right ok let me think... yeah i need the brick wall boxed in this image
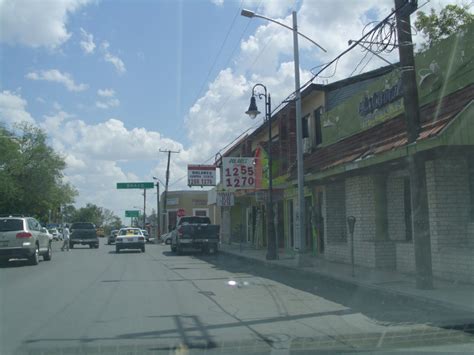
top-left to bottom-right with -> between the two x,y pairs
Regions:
426,157 -> 470,251
426,156 -> 473,283
325,181 -> 346,243
431,247 -> 474,283
387,172 -> 407,241
396,242 -> 415,273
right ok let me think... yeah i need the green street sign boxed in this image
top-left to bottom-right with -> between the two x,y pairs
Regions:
117,182 -> 154,189
125,210 -> 140,217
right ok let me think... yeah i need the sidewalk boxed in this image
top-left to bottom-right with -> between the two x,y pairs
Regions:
219,242 -> 474,314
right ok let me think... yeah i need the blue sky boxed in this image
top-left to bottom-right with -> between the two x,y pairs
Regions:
0,0 -> 461,218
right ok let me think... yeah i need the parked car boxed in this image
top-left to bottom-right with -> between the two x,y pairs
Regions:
160,232 -> 172,245
70,222 -> 99,249
0,216 -> 52,265
115,228 -> 145,253
107,229 -> 119,244
170,216 -> 219,255
48,228 -> 61,241
141,229 -> 154,243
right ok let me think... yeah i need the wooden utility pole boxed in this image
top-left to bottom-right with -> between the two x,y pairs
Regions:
160,149 -> 180,233
395,0 -> 433,289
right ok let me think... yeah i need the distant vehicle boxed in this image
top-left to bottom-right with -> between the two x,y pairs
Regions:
160,232 -> 172,245
170,216 -> 219,255
141,229 -> 153,243
44,229 -> 54,242
96,227 -> 105,238
70,222 -> 99,249
107,229 -> 119,244
48,228 -> 61,241
115,228 -> 145,253
0,216 -> 52,265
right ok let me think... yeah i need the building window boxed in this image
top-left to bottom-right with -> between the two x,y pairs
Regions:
302,114 -> 309,138
404,177 -> 413,241
193,208 -> 209,217
314,107 -> 323,146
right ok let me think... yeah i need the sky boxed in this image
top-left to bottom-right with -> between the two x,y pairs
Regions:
0,0 -> 466,219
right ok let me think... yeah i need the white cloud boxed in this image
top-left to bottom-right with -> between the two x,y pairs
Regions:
96,98 -> 120,109
0,0 -> 91,48
96,89 -> 119,109
97,88 -> 115,97
210,0 -> 224,6
79,28 -> 96,54
26,69 -> 89,92
0,90 -> 35,125
101,41 -> 126,74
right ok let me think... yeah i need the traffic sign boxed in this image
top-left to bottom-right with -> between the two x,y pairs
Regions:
125,210 -> 140,217
117,182 -> 154,189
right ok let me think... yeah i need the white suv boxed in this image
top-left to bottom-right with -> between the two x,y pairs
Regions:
0,216 -> 52,265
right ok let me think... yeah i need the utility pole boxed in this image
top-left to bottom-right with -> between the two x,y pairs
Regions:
143,188 -> 146,229
160,149 -> 180,233
395,0 -> 433,289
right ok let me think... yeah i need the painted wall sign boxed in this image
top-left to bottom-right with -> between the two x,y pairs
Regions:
358,79 -> 403,116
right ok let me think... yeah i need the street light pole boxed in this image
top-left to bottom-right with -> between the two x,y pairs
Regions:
241,9 -> 326,264
245,83 -> 277,260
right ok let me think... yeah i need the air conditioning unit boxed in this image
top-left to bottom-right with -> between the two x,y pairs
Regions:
303,137 -> 312,154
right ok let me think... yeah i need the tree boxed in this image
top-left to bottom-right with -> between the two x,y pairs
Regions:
415,4 -> 474,50
0,124 -> 77,221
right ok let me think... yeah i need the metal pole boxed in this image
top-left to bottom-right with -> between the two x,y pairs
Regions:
156,182 -> 160,243
143,188 -> 146,229
266,93 -> 277,260
293,11 -> 306,260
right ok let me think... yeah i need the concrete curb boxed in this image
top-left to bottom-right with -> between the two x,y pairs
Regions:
220,248 -> 474,315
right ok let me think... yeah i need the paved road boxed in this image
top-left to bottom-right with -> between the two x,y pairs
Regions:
1,240 -> 473,354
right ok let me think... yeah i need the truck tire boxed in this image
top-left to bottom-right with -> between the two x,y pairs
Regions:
208,244 -> 218,255
171,245 -> 176,253
141,246 -> 145,253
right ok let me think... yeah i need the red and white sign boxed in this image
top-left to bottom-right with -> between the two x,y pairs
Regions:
187,165 -> 216,187
177,208 -> 186,217
222,157 -> 256,190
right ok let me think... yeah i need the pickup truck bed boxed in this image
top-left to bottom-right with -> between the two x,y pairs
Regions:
170,216 -> 219,255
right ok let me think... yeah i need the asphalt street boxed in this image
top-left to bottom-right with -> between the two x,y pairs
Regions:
1,239 -> 473,354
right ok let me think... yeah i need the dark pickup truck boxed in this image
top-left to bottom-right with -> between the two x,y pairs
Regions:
170,216 -> 219,255
70,222 -> 99,249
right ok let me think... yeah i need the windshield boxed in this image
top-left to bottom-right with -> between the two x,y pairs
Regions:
180,217 -> 211,225
70,223 -> 95,229
119,229 -> 140,236
1,0 -> 473,354
0,219 -> 24,232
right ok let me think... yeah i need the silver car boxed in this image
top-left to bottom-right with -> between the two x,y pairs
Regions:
0,216 -> 52,265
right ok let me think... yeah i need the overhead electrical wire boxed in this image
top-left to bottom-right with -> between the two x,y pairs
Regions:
169,1 -> 411,188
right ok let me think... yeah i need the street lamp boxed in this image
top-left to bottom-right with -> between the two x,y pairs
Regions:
241,9 -> 326,262
245,83 -> 277,260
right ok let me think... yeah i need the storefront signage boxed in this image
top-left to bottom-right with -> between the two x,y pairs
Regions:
358,79 -> 403,117
167,197 -> 179,206
187,165 -> 216,187
217,192 -> 234,207
222,157 -> 256,190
